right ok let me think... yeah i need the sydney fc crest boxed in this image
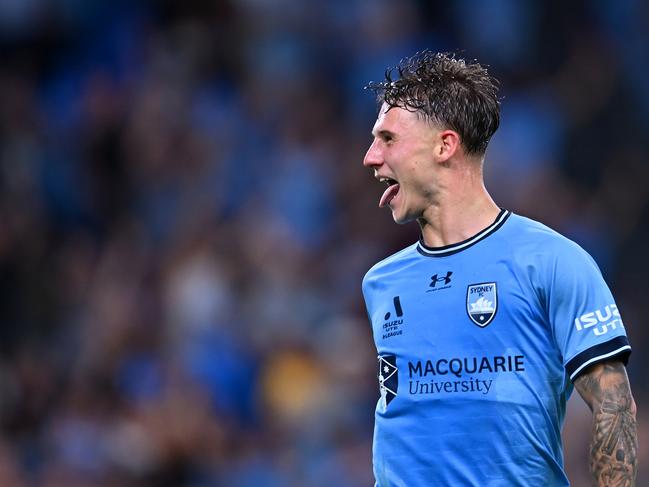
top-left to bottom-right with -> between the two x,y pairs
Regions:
466,282 -> 497,327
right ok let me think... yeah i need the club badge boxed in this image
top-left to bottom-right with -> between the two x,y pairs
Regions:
466,282 -> 497,327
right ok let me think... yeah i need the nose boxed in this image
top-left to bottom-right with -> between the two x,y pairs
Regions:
363,138 -> 383,168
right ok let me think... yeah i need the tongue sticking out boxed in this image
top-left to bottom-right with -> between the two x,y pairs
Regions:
379,183 -> 400,208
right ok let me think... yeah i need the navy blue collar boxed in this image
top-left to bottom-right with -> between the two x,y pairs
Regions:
417,209 -> 511,257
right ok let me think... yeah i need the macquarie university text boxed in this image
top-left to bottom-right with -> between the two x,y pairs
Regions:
408,354 -> 525,396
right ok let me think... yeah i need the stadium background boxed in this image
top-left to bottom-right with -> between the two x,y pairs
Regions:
0,0 -> 647,485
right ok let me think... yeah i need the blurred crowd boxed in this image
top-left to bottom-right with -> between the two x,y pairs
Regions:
0,0 -> 648,485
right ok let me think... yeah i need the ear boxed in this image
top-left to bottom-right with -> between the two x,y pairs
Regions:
436,130 -> 461,162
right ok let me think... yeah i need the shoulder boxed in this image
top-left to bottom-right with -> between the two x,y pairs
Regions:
362,242 -> 419,292
498,214 -> 607,310
503,213 -> 597,269
504,213 -> 578,250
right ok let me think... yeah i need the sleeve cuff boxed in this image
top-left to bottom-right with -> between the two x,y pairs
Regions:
566,335 -> 632,382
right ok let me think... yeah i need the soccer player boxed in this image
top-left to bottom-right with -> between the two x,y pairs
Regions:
361,51 -> 637,486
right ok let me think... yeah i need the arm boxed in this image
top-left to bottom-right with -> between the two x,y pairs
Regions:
574,360 -> 637,486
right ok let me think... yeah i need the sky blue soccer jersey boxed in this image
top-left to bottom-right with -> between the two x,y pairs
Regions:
362,209 -> 631,487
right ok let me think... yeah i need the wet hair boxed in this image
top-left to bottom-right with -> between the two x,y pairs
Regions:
366,50 -> 501,155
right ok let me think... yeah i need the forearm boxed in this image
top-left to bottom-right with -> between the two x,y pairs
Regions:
589,393 -> 637,486
575,361 -> 637,486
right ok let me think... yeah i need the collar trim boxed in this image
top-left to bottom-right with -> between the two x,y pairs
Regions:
416,209 -> 511,258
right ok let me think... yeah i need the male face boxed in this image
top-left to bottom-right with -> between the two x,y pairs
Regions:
363,103 -> 441,224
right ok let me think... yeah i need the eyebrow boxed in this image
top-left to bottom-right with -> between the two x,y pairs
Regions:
372,129 -> 396,139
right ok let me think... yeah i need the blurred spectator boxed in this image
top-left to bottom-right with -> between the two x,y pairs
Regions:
0,1 -> 647,485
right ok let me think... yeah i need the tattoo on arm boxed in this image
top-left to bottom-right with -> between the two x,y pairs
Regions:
574,360 -> 637,486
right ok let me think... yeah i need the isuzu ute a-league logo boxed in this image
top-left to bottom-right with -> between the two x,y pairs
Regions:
382,296 -> 404,340
378,354 -> 398,411
466,282 -> 497,327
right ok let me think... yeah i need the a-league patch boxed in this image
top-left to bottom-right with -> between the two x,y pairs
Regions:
466,282 -> 497,327
378,354 -> 398,411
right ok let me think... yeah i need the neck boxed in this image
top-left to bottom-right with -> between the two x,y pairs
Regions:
417,168 -> 500,248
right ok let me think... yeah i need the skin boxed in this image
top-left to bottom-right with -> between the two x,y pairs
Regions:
364,103 -> 638,484
363,103 -> 500,248
575,360 -> 637,486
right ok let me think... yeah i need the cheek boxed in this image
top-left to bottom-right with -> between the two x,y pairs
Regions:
405,162 -> 428,185
403,165 -> 436,201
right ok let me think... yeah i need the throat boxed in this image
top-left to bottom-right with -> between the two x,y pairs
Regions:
419,205 -> 502,247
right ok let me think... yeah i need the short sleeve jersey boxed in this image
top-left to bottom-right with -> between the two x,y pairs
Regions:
361,210 -> 631,487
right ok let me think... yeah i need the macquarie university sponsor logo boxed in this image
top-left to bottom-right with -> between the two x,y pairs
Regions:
378,354 -> 398,411
574,304 -> 623,337
466,282 -> 497,327
381,296 -> 404,340
427,271 -> 453,293
407,354 -> 525,397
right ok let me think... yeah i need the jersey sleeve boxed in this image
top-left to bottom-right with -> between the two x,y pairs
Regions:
542,240 -> 631,382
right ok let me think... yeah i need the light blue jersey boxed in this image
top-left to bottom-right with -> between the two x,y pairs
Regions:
362,210 -> 631,487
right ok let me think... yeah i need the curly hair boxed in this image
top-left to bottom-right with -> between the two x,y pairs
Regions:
366,51 -> 501,155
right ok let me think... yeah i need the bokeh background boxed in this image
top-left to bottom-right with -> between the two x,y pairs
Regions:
0,0 -> 648,485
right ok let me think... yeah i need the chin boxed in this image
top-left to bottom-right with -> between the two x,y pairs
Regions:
390,209 -> 414,225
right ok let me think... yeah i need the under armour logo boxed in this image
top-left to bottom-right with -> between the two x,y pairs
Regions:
430,271 -> 453,288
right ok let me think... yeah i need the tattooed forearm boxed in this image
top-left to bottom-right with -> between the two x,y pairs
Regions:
574,361 -> 637,486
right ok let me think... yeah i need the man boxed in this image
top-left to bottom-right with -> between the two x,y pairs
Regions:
361,51 -> 637,486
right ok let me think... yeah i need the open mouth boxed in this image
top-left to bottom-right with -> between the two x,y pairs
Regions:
378,177 -> 400,208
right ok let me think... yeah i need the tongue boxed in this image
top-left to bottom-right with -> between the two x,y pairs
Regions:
379,184 -> 400,208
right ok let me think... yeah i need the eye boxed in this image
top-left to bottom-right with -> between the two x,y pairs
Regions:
382,133 -> 394,144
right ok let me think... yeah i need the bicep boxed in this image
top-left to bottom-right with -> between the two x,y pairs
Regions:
573,360 -> 635,413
